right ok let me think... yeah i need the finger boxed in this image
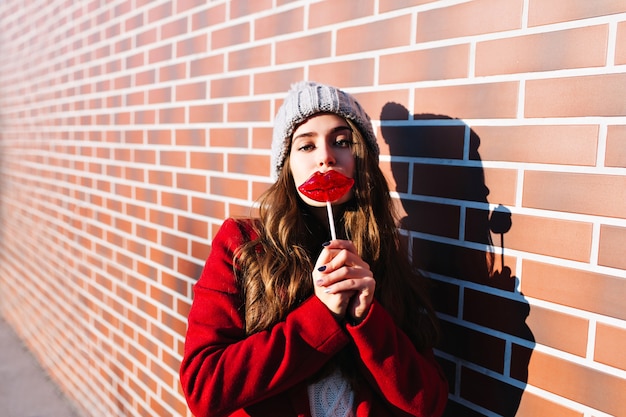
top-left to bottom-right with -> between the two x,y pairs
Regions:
323,271 -> 374,294
322,239 -> 357,254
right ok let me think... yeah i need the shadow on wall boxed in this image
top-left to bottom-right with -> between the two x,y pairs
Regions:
380,103 -> 535,417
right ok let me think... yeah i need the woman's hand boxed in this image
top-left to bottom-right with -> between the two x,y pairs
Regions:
312,240 -> 376,323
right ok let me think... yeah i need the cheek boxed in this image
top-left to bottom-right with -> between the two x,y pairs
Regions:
342,154 -> 356,177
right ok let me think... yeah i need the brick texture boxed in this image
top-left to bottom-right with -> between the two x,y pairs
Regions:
1,1 -> 625,417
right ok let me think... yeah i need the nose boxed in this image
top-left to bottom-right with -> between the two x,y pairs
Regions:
318,143 -> 336,168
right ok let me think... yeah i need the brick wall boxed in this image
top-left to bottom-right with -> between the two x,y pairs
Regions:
0,1 -> 625,416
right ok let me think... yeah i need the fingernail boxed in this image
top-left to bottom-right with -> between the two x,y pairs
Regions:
317,265 -> 327,272
316,279 -> 323,286
322,241 -> 331,247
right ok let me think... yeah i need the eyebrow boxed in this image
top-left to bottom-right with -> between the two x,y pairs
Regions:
292,125 -> 352,141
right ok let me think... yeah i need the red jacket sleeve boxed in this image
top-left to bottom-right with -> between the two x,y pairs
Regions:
180,219 -> 351,417
348,301 -> 448,417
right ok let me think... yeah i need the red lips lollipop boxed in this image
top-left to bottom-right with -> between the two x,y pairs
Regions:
298,170 -> 354,239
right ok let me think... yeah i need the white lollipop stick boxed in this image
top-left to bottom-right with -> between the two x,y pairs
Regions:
326,201 -> 337,240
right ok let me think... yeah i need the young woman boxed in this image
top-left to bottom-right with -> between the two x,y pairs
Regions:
180,82 -> 448,417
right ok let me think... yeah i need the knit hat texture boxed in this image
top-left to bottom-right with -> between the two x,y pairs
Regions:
271,81 -> 379,180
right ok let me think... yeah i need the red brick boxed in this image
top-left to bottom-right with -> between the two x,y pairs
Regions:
439,319 -> 506,373
190,151 -> 223,171
309,59 -> 375,88
522,260 -> 626,321
525,73 -> 626,117
523,349 -> 626,416
178,215 -> 208,239
159,62 -> 187,82
476,25 -> 608,76
228,154 -> 270,176
352,90 -> 408,125
192,239 -> 212,261
135,69 -> 155,86
148,244 -> 174,269
598,225 -> 626,270
136,28 -> 157,47
175,81 -> 206,101
148,170 -> 173,187
126,91 -> 144,106
176,172 -> 206,193
482,168 -> 518,206
309,0 -> 375,28
160,150 -> 186,168
175,129 -> 205,146
211,22 -> 250,49
252,181 -> 271,201
473,125 -> 599,166
416,0 -> 523,42
230,0 -> 273,19
463,288 -> 534,341
190,54 -> 224,77
175,0 -> 206,13
148,130 -> 171,145
255,7 -> 303,40
210,177 -> 248,199
150,209 -> 175,228
523,171 -> 626,219
176,34 -> 207,58
189,103 -> 223,123
378,0 -> 434,12
161,191 -> 188,211
227,101 -> 270,122
209,127 -> 248,148
191,197 -> 226,220
528,0 -> 626,26
135,186 -> 157,204
125,12 -> 143,32
380,45 -> 469,84
501,212 -> 592,262
253,68 -> 305,95
515,378 -> 583,417
400,199 -> 460,239
460,366 -> 524,416
276,32 -> 332,65
127,203 -> 147,220
161,17 -> 187,39
134,110 -> 156,125
229,203 -> 259,219
161,231 -> 187,254
160,107 -> 185,124
415,82 -> 519,119
594,322 -> 626,371
191,4 -> 226,30
210,75 -> 250,98
147,3 -> 172,23
605,125 -> 626,168
413,164 -> 489,201
228,44 -> 271,71
137,224 -> 158,243
617,21 -> 626,65
337,15 -> 411,55
526,304 -> 588,357
148,86 -> 172,104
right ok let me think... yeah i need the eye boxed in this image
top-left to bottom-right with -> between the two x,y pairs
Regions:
334,136 -> 354,148
297,143 -> 315,152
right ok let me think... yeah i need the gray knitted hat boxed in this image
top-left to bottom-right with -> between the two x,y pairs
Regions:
271,81 -> 379,180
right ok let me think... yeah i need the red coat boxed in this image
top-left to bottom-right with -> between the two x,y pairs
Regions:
180,218 -> 448,417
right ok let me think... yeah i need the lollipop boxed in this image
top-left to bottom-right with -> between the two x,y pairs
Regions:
298,170 -> 355,240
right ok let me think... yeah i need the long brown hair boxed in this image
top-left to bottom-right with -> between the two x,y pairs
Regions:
235,118 -> 439,350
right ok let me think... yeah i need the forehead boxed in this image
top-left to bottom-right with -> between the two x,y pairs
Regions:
292,113 -> 349,137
